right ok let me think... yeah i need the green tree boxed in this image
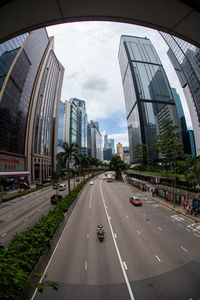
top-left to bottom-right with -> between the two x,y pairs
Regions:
77,154 -> 90,180
56,142 -> 78,195
191,155 -> 200,186
109,156 -> 127,179
133,143 -> 150,168
155,119 -> 183,172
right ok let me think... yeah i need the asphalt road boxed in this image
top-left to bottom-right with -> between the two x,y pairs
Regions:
30,174 -> 200,300
0,178 -> 83,246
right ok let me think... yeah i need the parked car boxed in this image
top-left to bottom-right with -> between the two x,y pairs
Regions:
59,183 -> 66,191
18,189 -> 25,193
130,196 -> 142,206
89,181 -> 94,185
51,194 -> 63,204
42,178 -> 51,184
53,183 -> 59,189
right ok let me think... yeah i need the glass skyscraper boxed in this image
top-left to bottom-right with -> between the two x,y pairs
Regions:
172,88 -> 195,157
57,101 -> 65,154
160,32 -> 200,155
0,29 -> 64,183
118,35 -> 180,163
63,98 -> 88,155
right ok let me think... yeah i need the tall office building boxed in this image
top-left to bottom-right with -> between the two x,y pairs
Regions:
107,138 -> 115,154
87,120 -> 103,160
0,29 -> 64,183
70,98 -> 88,154
160,32 -> 200,155
63,98 -> 87,155
172,88 -> 195,157
57,101 -> 65,154
104,134 -> 108,150
123,146 -> 130,163
117,142 -> 123,160
118,35 -> 181,163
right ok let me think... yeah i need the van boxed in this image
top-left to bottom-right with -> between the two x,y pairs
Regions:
59,183 -> 66,191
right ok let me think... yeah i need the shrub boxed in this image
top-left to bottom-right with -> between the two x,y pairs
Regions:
0,173 -> 101,300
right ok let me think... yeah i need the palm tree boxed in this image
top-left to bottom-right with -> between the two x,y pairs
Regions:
78,154 -> 90,180
57,142 -> 78,195
109,156 -> 127,179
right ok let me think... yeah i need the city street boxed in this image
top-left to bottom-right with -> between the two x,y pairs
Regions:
0,178 -> 83,246
30,174 -> 200,300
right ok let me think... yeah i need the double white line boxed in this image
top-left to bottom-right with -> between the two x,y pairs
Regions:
100,180 -> 135,300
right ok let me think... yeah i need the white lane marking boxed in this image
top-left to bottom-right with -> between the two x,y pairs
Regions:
171,215 -> 184,222
1,232 -> 7,237
100,180 -> 135,300
152,204 -> 160,207
24,218 -> 28,222
126,215 -> 129,218
30,192 -> 83,300
186,228 -> 190,232
114,233 -> 117,239
123,261 -> 128,270
108,216 -> 111,220
137,230 -> 141,236
194,233 -> 200,238
181,246 -> 188,252
155,255 -> 161,262
89,186 -> 93,209
87,233 -> 89,239
158,227 -> 162,231
85,261 -> 88,270
171,219 -> 175,222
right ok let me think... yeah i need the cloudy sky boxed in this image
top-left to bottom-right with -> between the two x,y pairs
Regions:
46,21 -> 192,150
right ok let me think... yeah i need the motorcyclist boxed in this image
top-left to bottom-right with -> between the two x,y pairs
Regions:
97,224 -> 104,235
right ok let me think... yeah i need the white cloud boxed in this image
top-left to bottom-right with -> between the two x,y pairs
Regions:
109,132 -> 129,150
47,21 -> 193,147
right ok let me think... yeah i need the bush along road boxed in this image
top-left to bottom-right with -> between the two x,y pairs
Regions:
0,173 -> 100,300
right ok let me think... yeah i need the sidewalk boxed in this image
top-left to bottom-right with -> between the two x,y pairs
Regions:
142,190 -> 200,223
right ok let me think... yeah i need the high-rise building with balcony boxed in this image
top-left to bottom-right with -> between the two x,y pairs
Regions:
0,29 -> 64,183
118,35 -> 181,163
160,32 -> 200,155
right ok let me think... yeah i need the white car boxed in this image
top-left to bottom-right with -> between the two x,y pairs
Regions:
89,181 -> 94,185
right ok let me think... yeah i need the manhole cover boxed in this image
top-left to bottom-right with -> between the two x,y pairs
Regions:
146,218 -> 150,221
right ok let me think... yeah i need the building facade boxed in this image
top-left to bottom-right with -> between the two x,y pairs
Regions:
107,138 -> 115,155
172,88 -> 196,157
57,101 -> 65,154
87,120 -> 102,160
160,32 -> 200,155
117,142 -> 123,160
123,146 -> 130,163
63,98 -> 87,155
118,35 -> 181,163
0,29 -> 64,184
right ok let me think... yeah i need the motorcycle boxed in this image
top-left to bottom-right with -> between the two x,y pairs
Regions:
97,225 -> 104,242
